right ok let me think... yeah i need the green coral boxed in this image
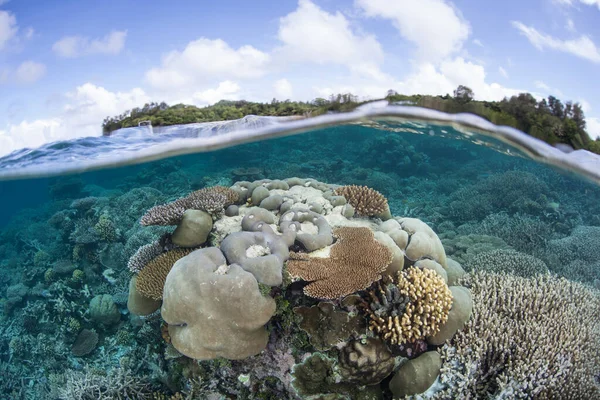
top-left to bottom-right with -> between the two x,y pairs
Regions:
44,268 -> 55,283
67,317 -> 81,333
71,269 -> 85,284
94,215 -> 117,242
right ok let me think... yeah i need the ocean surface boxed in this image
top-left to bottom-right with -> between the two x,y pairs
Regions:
0,105 -> 599,399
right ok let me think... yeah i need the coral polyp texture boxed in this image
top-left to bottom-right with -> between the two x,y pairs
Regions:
135,248 -> 195,300
364,267 -> 453,345
140,185 -> 239,226
436,271 -> 600,399
334,184 -> 390,217
287,226 -> 393,299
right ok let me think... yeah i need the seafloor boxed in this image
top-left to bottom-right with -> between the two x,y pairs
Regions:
0,124 -> 599,399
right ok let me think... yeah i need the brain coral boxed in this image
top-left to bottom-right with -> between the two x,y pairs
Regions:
140,186 -> 238,226
287,226 -> 392,299
334,185 -> 390,218
136,248 -> 195,301
161,247 -> 276,360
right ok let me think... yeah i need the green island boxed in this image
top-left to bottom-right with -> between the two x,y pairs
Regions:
102,85 -> 600,154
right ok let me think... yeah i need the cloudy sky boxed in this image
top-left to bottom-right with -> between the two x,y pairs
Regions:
0,0 -> 599,156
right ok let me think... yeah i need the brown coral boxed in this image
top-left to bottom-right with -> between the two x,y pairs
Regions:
287,227 -> 392,299
334,185 -> 389,217
140,186 -> 238,226
364,267 -> 452,345
136,248 -> 195,300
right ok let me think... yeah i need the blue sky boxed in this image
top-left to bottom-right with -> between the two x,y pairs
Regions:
1,0 -> 599,155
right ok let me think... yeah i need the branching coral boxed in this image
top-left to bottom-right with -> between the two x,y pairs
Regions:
127,240 -> 164,273
136,248 -> 195,300
468,249 -> 548,277
287,226 -> 392,299
140,186 -> 238,226
363,267 -> 452,345
334,185 -> 389,217
436,272 -> 600,399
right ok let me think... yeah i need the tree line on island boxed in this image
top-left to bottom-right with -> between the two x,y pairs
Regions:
101,86 -> 600,154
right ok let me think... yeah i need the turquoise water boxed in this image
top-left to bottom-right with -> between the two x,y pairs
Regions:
0,112 -> 599,399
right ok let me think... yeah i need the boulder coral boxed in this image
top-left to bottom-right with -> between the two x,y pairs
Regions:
161,247 -> 276,360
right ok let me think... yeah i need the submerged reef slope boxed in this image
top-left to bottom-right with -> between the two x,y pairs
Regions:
1,123 -> 600,399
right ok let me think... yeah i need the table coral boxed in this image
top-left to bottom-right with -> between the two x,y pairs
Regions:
287,226 -> 392,299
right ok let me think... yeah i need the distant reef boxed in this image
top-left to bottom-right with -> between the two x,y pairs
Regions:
102,86 -> 600,155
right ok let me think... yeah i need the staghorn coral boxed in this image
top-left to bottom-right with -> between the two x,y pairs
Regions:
127,240 -> 165,273
436,272 -> 600,399
287,226 -> 392,299
140,186 -> 238,226
136,248 -> 195,301
57,366 -> 154,400
468,248 -> 548,277
334,185 -> 389,217
364,267 -> 452,345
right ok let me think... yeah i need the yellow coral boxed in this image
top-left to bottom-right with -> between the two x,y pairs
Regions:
367,267 -> 452,345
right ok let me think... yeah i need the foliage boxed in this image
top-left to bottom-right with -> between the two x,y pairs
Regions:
101,87 -> 598,154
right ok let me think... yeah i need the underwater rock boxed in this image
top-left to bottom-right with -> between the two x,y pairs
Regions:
89,294 -> 121,326
427,286 -> 473,345
291,353 -> 339,397
161,247 -> 275,360
171,209 -> 213,247
293,302 -> 364,351
220,229 -> 289,286
337,338 -> 394,385
389,351 -> 442,397
127,276 -> 162,316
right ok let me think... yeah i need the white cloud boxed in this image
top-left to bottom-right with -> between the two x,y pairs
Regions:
0,83 -> 150,157
587,117 -> 600,139
145,38 -> 269,92
534,80 -> 551,91
0,9 -> 17,50
52,30 -> 127,58
472,39 -> 484,47
533,80 -> 564,96
356,0 -> 470,61
24,27 -> 34,39
499,66 -> 509,79
512,21 -> 600,63
274,78 -> 293,99
15,61 -> 45,83
566,18 -> 576,33
555,0 -> 600,8
192,81 -> 240,105
277,0 -> 383,67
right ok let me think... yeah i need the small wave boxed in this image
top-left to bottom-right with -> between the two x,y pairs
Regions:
0,105 -> 598,185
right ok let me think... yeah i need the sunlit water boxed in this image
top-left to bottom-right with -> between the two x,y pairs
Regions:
0,105 -> 599,399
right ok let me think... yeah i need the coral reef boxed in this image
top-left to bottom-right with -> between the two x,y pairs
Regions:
334,185 -> 390,218
436,272 -> 600,399
287,227 -> 393,299
136,248 -> 195,301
